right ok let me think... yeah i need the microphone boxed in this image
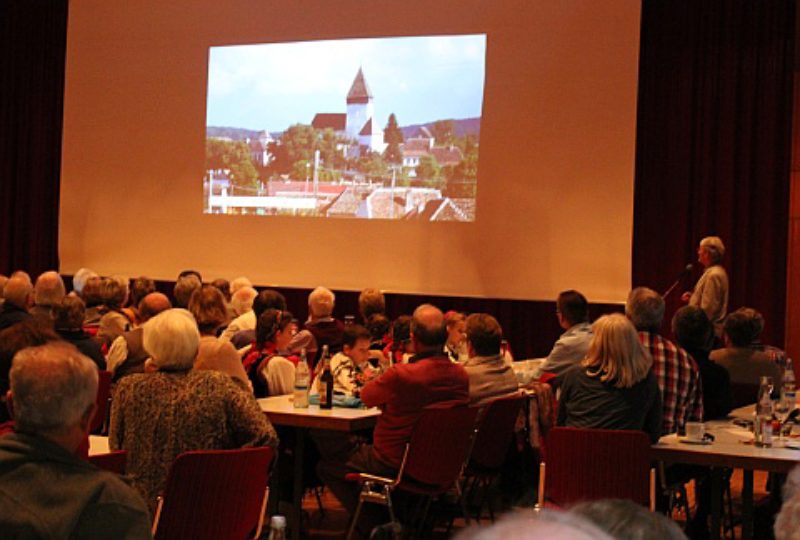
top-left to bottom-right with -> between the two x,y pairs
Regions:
663,263 -> 693,299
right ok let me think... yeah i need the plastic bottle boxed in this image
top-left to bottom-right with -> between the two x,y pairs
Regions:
784,358 -> 796,393
293,348 -> 310,408
268,515 -> 287,540
754,376 -> 774,447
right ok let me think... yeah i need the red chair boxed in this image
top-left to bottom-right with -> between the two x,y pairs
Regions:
461,393 -> 526,522
345,406 -> 480,539
91,370 -> 112,434
537,427 -> 656,510
151,447 -> 275,540
89,450 -> 127,475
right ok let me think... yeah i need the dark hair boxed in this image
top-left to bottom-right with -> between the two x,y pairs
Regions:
366,313 -> 391,342
81,277 -> 104,307
130,276 -> 156,308
53,295 -> 86,331
343,324 -> 371,349
672,305 -> 712,352
188,285 -> 228,334
724,307 -> 764,347
178,269 -> 203,283
256,309 -> 294,348
391,315 -> 412,350
465,313 -> 503,356
557,290 -> 589,326
173,275 -> 201,309
253,289 -> 287,318
210,278 -> 231,302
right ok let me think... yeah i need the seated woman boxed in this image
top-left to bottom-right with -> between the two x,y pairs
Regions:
557,313 -> 662,443
188,285 -> 250,390
108,309 -> 278,511
52,295 -> 106,370
95,276 -> 134,348
444,310 -> 468,363
242,309 -> 297,397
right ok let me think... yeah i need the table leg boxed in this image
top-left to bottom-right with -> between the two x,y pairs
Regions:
710,468 -> 721,540
290,428 -> 306,540
742,469 -> 754,540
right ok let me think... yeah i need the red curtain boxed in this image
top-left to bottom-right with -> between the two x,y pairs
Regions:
633,0 -> 795,346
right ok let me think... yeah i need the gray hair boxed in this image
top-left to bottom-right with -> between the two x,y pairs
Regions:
309,286 -> 335,318
72,268 -> 98,296
700,236 -> 725,263
625,287 -> 665,332
230,276 -> 253,294
570,499 -> 687,540
3,276 -> 33,310
456,508 -> 612,540
411,303 -> 448,347
10,342 -> 98,434
142,308 -> 199,371
173,274 -> 202,308
231,286 -> 258,317
775,466 -> 800,540
34,271 -> 66,307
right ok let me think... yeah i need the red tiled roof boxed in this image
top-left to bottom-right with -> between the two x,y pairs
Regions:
312,113 -> 346,131
358,118 -> 373,136
431,146 -> 463,166
347,68 -> 373,104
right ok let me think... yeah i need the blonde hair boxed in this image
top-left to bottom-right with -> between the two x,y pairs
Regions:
581,313 -> 652,388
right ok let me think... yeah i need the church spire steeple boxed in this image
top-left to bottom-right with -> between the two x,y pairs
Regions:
347,67 -> 373,104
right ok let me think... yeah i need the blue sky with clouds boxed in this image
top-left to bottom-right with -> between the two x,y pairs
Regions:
206,34 -> 486,133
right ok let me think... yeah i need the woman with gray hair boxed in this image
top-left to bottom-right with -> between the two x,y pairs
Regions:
109,308 -> 278,511
681,236 -> 729,338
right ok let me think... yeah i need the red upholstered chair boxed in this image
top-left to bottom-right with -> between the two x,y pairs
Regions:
88,450 -> 127,475
345,406 -> 481,540
91,370 -> 112,434
151,447 -> 275,540
461,393 -> 526,522
537,427 -> 656,511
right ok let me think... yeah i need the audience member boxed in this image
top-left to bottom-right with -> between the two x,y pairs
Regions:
188,285 -> 249,389
291,286 -> 345,366
358,288 -> 386,323
775,465 -> 800,540
30,270 -> 66,323
210,277 -> 233,319
455,508 -> 612,540
52,296 -> 106,370
123,276 -> 156,325
242,309 -> 297,397
627,287 -> 703,435
0,276 -> 33,331
462,313 -> 519,406
540,290 -> 593,379
109,308 -> 278,511
0,342 -> 151,537
222,288 -> 286,348
444,310 -> 468,363
557,313 -> 662,443
330,324 -> 384,397
177,269 -> 203,284
172,273 -> 201,309
681,236 -> 729,338
710,307 -> 783,389
229,276 -> 252,295
95,275 -> 133,348
384,315 -> 414,365
672,306 -> 732,420
570,499 -> 687,540
9,270 -> 32,286
106,292 -> 171,381
317,304 -> 469,521
80,276 -> 105,329
0,274 -> 8,305
71,268 -> 99,298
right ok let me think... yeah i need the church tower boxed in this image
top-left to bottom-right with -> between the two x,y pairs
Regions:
345,67 -> 374,142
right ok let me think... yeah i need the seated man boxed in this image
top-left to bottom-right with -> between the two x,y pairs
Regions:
106,292 -> 171,381
0,276 -> 33,331
30,270 -> 66,324
462,313 -> 519,406
317,304 -> 469,518
0,342 -> 151,537
539,290 -> 593,379
330,324 -> 384,397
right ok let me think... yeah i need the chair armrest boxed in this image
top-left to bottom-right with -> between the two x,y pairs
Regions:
346,472 -> 394,485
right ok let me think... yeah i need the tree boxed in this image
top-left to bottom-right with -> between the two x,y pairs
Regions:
227,141 -> 259,188
383,113 -> 404,164
356,152 -> 387,181
416,154 -> 440,183
430,119 -> 455,146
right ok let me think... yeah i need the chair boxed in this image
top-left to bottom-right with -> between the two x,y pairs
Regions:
90,370 -> 112,434
346,406 -> 481,539
537,427 -> 656,510
460,393 -> 526,522
151,447 -> 275,540
89,450 -> 127,475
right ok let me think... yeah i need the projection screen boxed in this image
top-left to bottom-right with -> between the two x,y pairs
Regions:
60,0 -> 641,303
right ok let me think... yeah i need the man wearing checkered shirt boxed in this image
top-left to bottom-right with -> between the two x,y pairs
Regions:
626,287 -> 703,435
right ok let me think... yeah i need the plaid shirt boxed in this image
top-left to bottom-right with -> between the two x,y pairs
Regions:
638,331 -> 703,435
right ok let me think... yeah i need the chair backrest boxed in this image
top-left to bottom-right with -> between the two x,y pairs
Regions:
545,427 -> 651,507
90,370 -> 112,434
153,446 -> 275,540
400,406 -> 480,494
469,394 -> 525,470
89,450 -> 127,475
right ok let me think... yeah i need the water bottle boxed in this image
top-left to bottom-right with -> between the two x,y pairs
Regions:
754,376 -> 774,447
784,358 -> 796,394
268,515 -> 287,540
293,348 -> 310,409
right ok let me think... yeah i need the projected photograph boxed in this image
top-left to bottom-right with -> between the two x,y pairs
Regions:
204,35 -> 485,221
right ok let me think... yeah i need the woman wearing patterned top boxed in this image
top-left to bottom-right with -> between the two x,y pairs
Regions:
109,308 -> 278,512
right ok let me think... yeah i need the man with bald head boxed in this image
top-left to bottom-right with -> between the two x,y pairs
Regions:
106,292 -> 172,381
0,276 -> 33,331
317,303 -> 469,519
30,271 -> 66,323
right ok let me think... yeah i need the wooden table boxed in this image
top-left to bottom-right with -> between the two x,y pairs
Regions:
258,395 -> 381,540
651,406 -> 800,539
